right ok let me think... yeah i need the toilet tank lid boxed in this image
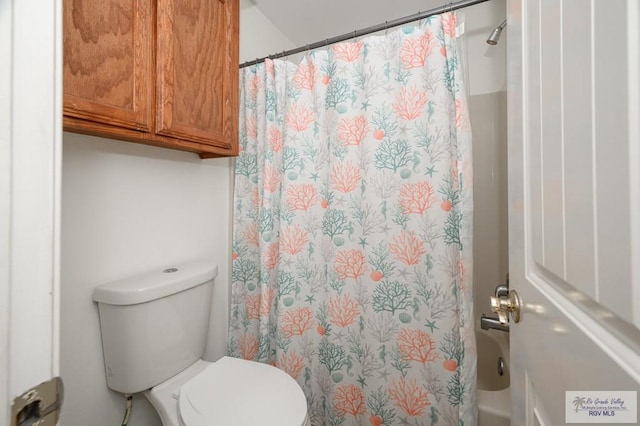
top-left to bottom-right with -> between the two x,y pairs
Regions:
93,261 -> 218,306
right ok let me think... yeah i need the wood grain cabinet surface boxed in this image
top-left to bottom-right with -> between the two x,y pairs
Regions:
63,0 -> 239,158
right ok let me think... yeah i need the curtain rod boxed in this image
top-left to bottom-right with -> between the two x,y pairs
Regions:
240,0 -> 491,69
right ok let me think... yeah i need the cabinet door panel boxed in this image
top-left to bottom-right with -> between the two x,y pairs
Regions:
64,0 -> 153,132
156,0 -> 238,151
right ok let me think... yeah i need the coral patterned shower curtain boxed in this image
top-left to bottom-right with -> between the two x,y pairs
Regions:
229,12 -> 476,426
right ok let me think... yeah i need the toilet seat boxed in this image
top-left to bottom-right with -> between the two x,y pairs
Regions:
178,357 -> 308,426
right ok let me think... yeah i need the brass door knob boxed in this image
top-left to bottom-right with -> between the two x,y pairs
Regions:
490,289 -> 521,324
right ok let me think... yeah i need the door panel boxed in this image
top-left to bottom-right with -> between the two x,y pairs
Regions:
523,0 -> 634,327
561,0 -> 595,291
511,274 -> 640,423
508,0 -> 640,424
592,0 -> 633,318
538,0 -> 563,278
525,373 -> 552,426
2,0 -> 61,422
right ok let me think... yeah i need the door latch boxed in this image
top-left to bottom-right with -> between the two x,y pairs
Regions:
11,377 -> 63,426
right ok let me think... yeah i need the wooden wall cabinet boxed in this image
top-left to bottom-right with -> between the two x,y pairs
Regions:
63,0 -> 239,158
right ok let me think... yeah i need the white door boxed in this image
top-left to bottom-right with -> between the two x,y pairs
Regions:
0,0 -> 62,424
508,0 -> 640,424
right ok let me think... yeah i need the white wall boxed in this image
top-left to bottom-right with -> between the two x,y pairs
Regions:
59,3 -> 292,425
461,0 -> 507,96
239,0 -> 295,62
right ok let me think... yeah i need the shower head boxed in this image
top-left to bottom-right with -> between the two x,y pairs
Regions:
486,20 -> 507,45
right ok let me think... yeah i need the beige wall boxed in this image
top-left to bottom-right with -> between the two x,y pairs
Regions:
470,91 -> 509,322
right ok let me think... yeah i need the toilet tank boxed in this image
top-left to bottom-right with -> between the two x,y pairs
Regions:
93,260 -> 217,394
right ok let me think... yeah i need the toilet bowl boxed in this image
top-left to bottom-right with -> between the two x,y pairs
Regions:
146,358 -> 309,426
93,260 -> 309,426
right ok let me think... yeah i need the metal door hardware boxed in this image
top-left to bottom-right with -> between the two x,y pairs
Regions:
12,377 -> 63,426
491,289 -> 522,324
480,313 -> 510,332
497,357 -> 505,376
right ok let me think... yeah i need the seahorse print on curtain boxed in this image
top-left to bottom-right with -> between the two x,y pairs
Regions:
230,12 -> 476,426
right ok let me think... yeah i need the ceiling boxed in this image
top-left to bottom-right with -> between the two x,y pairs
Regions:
248,0 -> 469,46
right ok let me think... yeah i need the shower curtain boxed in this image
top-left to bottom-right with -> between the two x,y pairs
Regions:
229,12 -> 475,426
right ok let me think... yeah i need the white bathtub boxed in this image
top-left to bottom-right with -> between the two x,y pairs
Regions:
476,329 -> 511,425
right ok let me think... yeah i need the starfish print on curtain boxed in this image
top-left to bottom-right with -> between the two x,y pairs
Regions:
230,12 -> 476,426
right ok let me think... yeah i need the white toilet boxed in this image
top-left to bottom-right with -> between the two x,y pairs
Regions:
93,260 -> 309,426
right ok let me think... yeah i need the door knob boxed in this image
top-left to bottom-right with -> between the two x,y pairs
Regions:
490,289 -> 521,324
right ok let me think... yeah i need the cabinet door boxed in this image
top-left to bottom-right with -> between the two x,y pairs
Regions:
156,0 -> 239,152
64,0 -> 153,132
